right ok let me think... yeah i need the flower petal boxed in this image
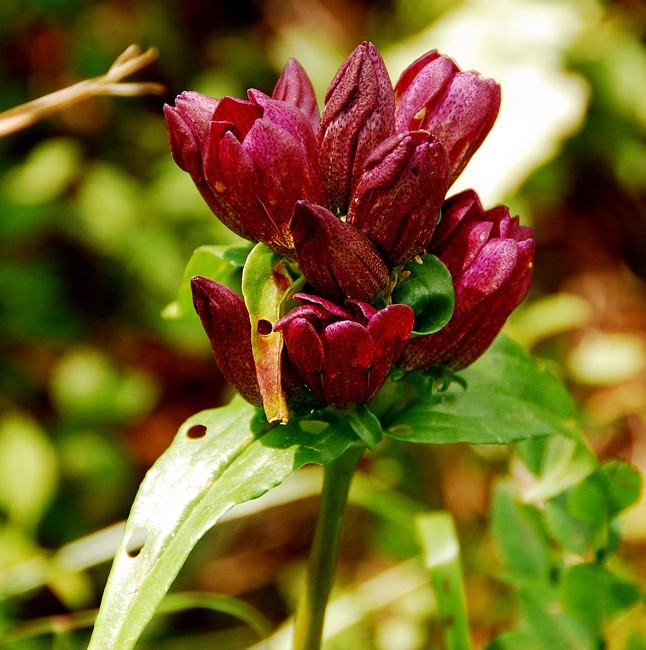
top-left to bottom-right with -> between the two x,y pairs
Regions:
272,58 -> 320,131
366,303 -> 415,397
318,42 -> 395,213
190,277 -> 262,406
291,200 -> 389,302
319,320 -> 374,409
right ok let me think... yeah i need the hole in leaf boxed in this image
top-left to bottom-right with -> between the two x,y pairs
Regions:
258,319 -> 273,335
186,424 -> 207,439
125,527 -> 148,558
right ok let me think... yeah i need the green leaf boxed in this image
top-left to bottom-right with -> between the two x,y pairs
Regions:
391,254 -> 455,334
543,492 -> 592,556
155,591 -> 273,639
242,243 -> 305,423
0,411 -> 58,529
0,591 -> 272,646
486,630 -> 546,650
163,243 -> 253,319
567,472 -> 608,530
4,137 -> 82,205
602,460 -> 643,518
344,404 -> 383,451
88,397 -> 355,650
568,460 -> 643,530
520,435 -> 598,503
516,583 -> 591,650
385,335 -> 582,445
491,481 -> 551,584
416,512 -> 471,650
560,564 -> 642,628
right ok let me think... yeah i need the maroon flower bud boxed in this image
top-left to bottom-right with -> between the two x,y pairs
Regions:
318,41 -> 395,214
275,294 -> 415,410
273,57 -> 320,131
346,130 -> 449,267
394,50 -> 501,188
165,91 -> 219,178
165,92 -> 257,242
291,200 -> 390,303
165,90 -> 325,258
398,190 -> 534,372
190,276 -> 262,406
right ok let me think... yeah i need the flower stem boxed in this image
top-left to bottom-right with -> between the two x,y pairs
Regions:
291,443 -> 365,650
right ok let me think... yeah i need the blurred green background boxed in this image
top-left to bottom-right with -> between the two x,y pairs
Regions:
1,0 -> 645,648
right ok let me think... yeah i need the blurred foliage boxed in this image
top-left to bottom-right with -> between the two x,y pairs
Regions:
0,0 -> 645,648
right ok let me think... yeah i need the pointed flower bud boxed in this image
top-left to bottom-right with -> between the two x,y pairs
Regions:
291,200 -> 390,303
275,293 -> 414,410
165,92 -> 258,241
394,50 -> 501,188
398,190 -> 534,372
191,276 -> 305,409
273,57 -> 320,132
191,276 -> 262,406
165,89 -> 325,258
318,41 -> 395,214
347,130 -> 449,267
165,91 -> 219,178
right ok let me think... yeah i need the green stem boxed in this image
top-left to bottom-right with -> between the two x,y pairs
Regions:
291,443 -> 365,650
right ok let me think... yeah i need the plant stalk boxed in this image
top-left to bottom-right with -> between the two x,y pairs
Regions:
291,443 -> 365,650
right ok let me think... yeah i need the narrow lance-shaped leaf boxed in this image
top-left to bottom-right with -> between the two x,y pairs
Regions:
87,397 -> 356,650
416,512 -> 472,650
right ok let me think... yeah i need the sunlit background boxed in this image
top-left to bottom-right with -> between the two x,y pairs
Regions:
1,0 -> 645,648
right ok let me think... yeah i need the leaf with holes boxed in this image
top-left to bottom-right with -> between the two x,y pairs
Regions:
242,242 -> 304,423
87,396 -> 356,650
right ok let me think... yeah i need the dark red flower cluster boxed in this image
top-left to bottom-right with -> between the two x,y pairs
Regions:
166,43 -> 534,412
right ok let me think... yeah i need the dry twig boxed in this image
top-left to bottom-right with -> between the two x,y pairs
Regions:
0,44 -> 166,137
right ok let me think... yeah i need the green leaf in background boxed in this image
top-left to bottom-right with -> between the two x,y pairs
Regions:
386,335 -> 582,445
390,254 -> 455,335
516,583 -> 591,650
601,460 -> 643,518
518,435 -> 598,503
49,346 -> 159,425
491,480 -> 551,584
559,564 -> 642,629
568,460 -> 643,530
486,630 -> 545,650
416,512 -> 471,650
542,493 -> 592,556
87,397 -> 356,650
0,591 -> 272,647
0,411 -> 58,530
3,137 -> 82,206
163,242 -> 253,319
